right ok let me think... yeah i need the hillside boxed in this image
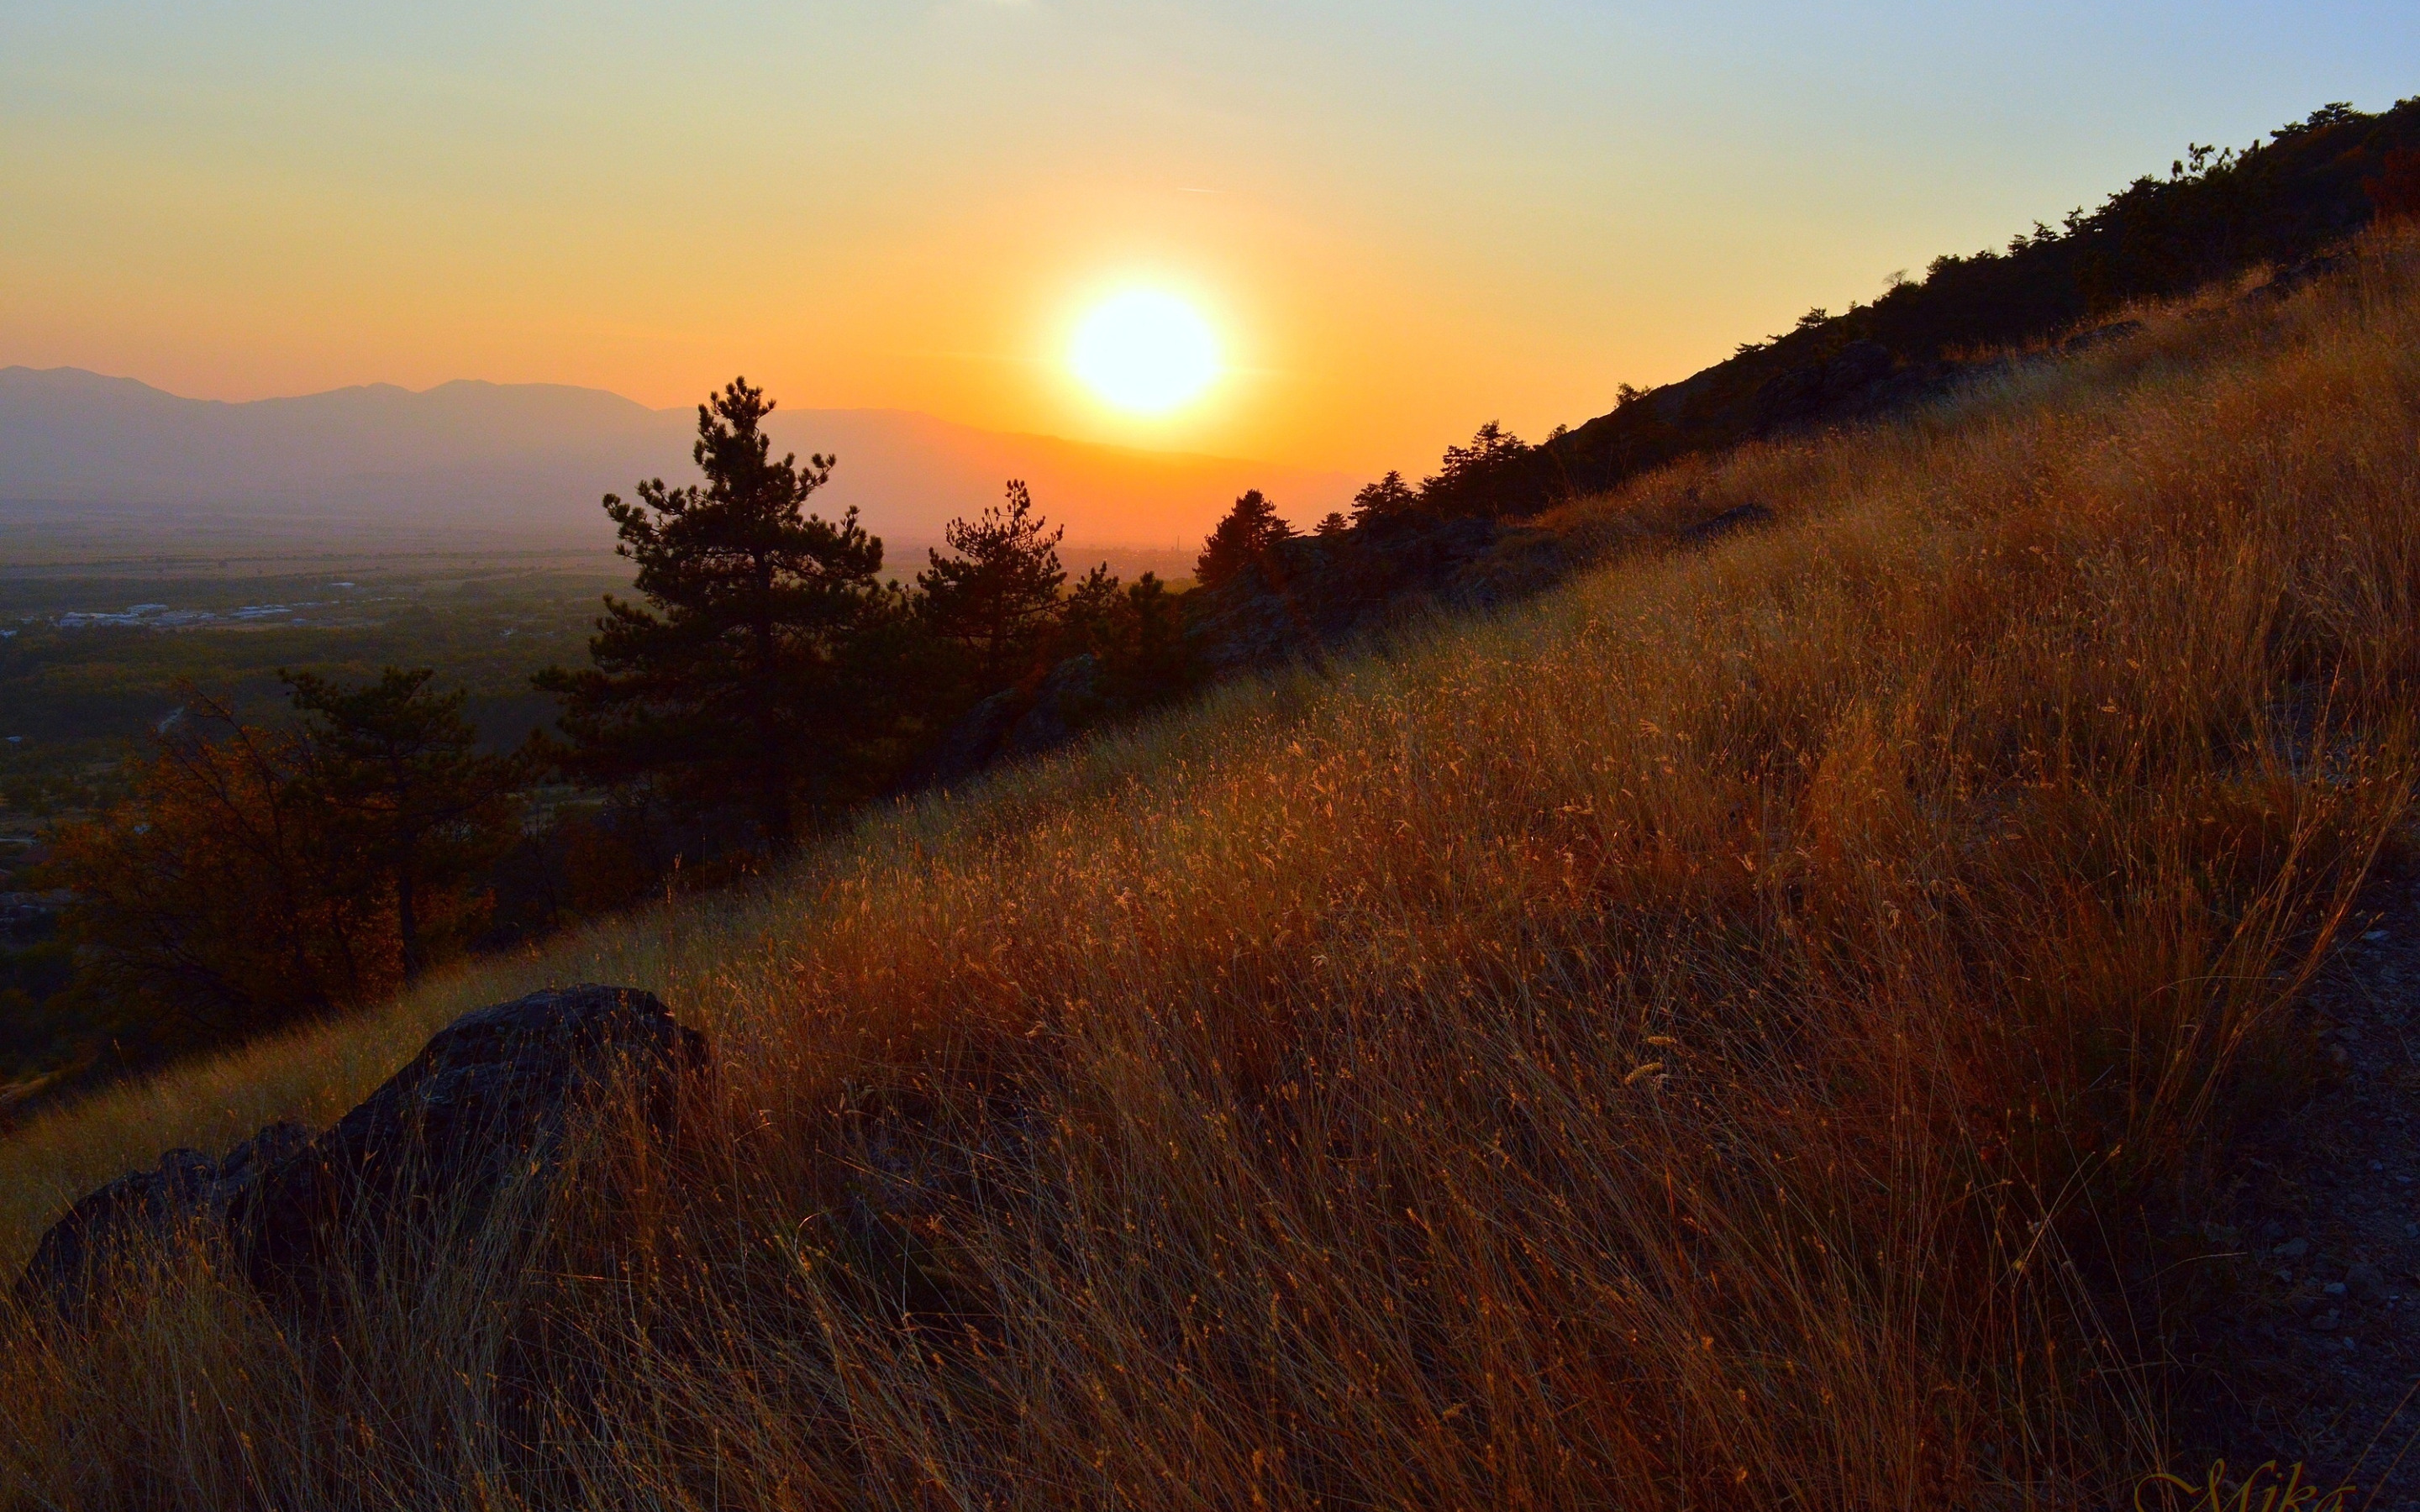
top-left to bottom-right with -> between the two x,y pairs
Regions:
1456,97 -> 2420,517
0,367 -> 1355,553
3,218 -> 2416,1505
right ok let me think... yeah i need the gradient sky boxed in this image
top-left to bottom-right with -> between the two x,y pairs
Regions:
3,3 -> 2417,476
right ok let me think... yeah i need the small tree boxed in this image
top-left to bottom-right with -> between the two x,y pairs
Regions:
1418,421 -> 1534,517
1349,470 -> 1417,524
537,379 -> 893,850
34,690 -> 392,1048
2368,146 -> 2420,223
1109,573 -> 1193,701
1195,490 -> 1293,589
284,667 -> 521,982
918,480 -> 1067,692
1313,511 -> 1350,538
1056,562 -> 1126,660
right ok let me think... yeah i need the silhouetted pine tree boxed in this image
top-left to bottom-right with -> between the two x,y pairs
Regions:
285,666 -> 521,982
918,480 -> 1067,694
1349,470 -> 1416,524
1195,490 -> 1293,589
536,379 -> 892,850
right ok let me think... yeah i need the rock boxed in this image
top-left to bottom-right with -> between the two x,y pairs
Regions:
12,1122 -> 312,1316
914,654 -> 1117,788
2277,1236 -> 2312,1260
914,685 -> 1027,790
14,1147 -> 219,1315
234,984 -> 708,1289
2348,1262 -> 2387,1302
1677,502 -> 1774,545
16,985 -> 707,1310
999,654 -> 1105,762
2058,319 -> 2144,355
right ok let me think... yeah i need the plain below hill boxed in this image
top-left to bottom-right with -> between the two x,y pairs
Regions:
0,366 -> 1355,558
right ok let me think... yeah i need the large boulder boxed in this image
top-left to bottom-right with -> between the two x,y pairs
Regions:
13,984 -> 707,1313
12,1122 -> 308,1315
234,984 -> 707,1289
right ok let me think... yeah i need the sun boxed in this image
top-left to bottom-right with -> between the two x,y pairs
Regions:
1069,290 -> 1219,414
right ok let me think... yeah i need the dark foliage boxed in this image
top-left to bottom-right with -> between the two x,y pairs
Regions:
284,667 -> 522,982
2371,146 -> 2420,223
1543,97 -> 2420,503
916,480 -> 1069,696
535,380 -> 899,851
1349,470 -> 1417,524
1415,421 -> 1544,518
1195,490 -> 1296,589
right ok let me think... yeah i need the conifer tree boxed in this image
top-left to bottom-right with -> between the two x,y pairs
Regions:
284,667 -> 520,982
1194,489 -> 1293,589
1349,470 -> 1417,523
917,480 -> 1067,692
1055,562 -> 1125,660
537,379 -> 892,850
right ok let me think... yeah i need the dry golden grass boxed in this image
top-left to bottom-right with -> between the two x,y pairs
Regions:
5,230 -> 2420,1509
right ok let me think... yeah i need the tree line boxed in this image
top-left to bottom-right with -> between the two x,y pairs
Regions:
19,381 -> 1228,1067
19,369 -> 1580,1078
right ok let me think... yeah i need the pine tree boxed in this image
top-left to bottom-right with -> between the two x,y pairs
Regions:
1056,562 -> 1125,660
1349,470 -> 1417,523
917,480 -> 1067,692
1418,421 -> 1533,517
1194,490 -> 1293,589
536,379 -> 892,850
284,667 -> 521,982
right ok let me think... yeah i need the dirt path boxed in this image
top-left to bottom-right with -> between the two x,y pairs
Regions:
2171,867 -> 2420,1507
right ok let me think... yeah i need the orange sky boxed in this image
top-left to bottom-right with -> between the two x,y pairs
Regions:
4,3 -> 2415,479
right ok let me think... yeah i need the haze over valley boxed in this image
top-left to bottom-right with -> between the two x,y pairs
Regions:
0,364 -> 1354,564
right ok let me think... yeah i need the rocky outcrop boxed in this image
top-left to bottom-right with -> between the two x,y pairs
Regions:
914,653 -> 1110,789
14,1121 -> 308,1315
14,984 -> 707,1315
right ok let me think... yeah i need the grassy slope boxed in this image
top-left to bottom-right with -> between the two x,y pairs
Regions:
5,237 -> 2420,1508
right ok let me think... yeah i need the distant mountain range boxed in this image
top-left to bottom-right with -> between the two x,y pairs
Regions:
0,366 -> 1356,554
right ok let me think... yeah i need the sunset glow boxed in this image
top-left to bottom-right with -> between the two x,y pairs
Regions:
1070,291 -> 1220,415
0,5 -> 2411,475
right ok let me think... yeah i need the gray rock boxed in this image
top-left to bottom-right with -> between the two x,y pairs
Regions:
12,1121 -> 313,1317
17,985 -> 707,1311
1677,502 -> 1774,545
14,1147 -> 218,1315
2349,1262 -> 2388,1301
234,984 -> 707,1289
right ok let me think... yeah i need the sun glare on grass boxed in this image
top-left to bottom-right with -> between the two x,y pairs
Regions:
1070,290 -> 1219,413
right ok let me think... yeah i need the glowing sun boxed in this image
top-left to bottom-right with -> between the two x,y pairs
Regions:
1070,290 -> 1219,413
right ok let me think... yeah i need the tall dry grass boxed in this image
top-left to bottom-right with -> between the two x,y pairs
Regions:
4,232 -> 2420,1509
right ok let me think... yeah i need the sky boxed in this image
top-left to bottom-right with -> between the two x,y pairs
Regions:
3,2 -> 2417,478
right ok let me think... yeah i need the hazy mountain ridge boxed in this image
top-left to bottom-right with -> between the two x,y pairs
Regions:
0,366 -> 1355,550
